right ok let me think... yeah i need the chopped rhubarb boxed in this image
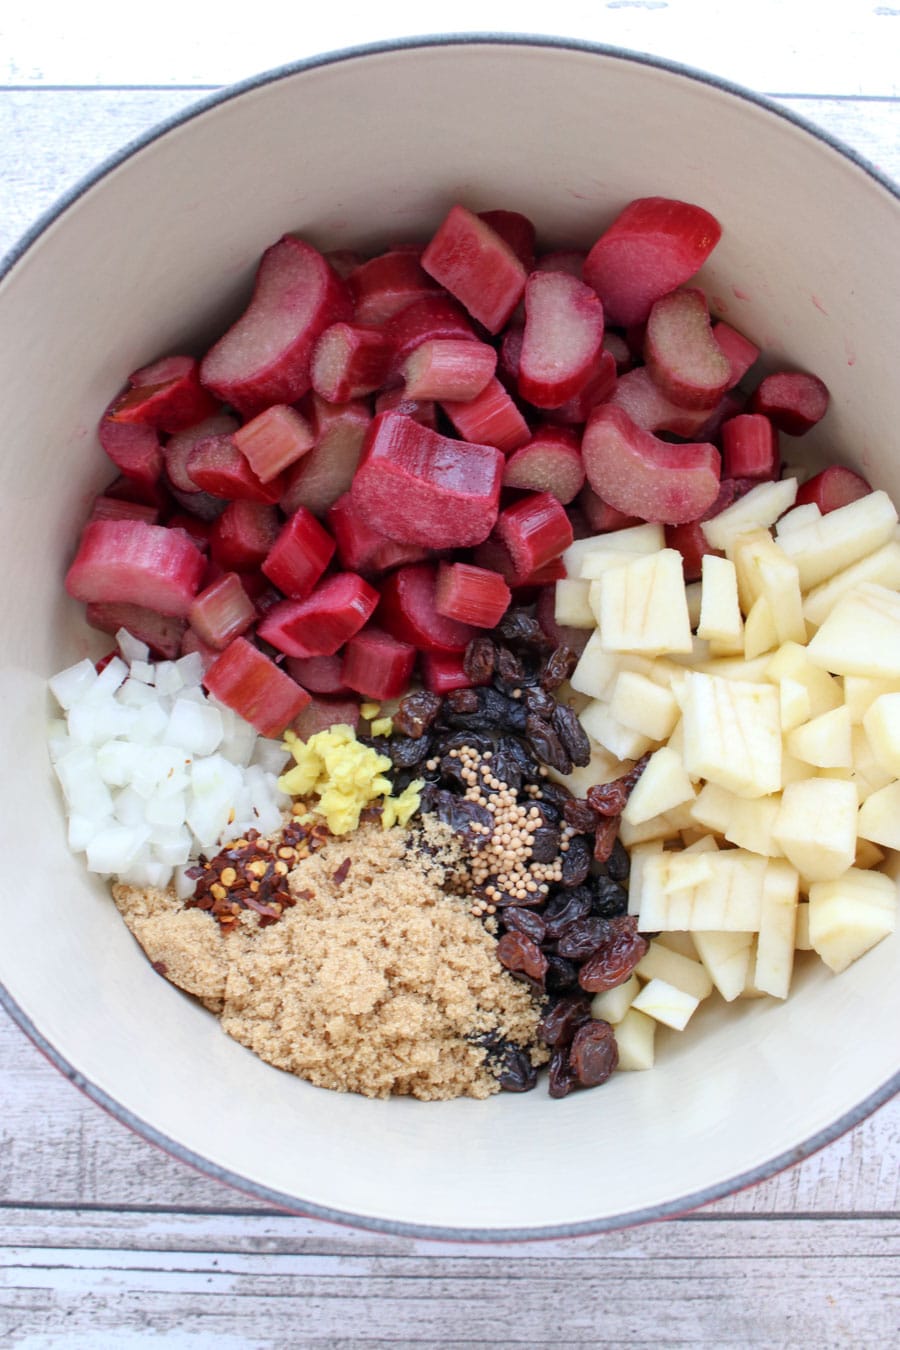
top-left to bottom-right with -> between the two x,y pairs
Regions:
665,521 -> 721,583
327,493 -> 429,575
421,204 -> 527,334
85,601 -> 186,660
518,271 -> 605,409
66,519 -> 205,618
233,405 -> 314,483
535,249 -> 587,278
644,288 -> 731,409
535,587 -> 590,657
578,486 -> 641,533
89,495 -> 160,526
285,653 -> 350,696
325,249 -> 366,279
166,513 -> 213,550
348,251 -> 441,325
188,572 -> 257,649
203,636 -> 311,738
420,651 -> 482,694
258,573 -> 379,658
377,564 -> 477,654
471,537 -> 567,590
795,464 -> 872,513
351,412 -> 504,549
498,326 -> 524,388
691,389 -> 748,442
200,236 -> 352,416
545,350 -> 617,426
310,323 -> 391,402
712,322 -> 760,386
721,413 -> 780,480
261,506 -> 336,599
179,627 -> 220,668
110,355 -> 218,433
477,209 -> 537,270
341,627 -> 416,700
101,472 -> 167,509
495,492 -> 574,578
385,294 -> 477,373
292,695 -> 361,740
164,413 -> 239,492
750,371 -> 830,435
186,433 -> 283,504
279,395 -> 371,517
402,339 -> 497,402
442,378 -> 530,456
98,411 -> 163,496
602,331 -> 633,372
502,427 -> 585,504
435,562 -> 512,629
607,367 -> 718,437
209,501 -> 280,572
583,196 -> 722,326
582,405 -> 721,525
374,388 -> 438,428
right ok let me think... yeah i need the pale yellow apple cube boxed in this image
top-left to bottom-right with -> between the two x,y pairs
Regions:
580,548 -> 646,580
780,752 -> 818,785
693,930 -> 755,1001
724,795 -> 784,858
862,692 -> 900,778
589,973 -> 640,1024
609,670 -> 679,743
808,868 -> 897,972
626,839 -> 664,917
661,852 -> 713,892
632,978 -> 700,1030
690,781 -> 737,834
621,746 -> 695,825
685,580 -> 703,630
780,677 -> 812,732
695,654 -> 772,682
637,849 -> 767,932
753,858 -> 800,998
614,1008 -> 656,1071
765,642 -> 843,718
743,595 -> 778,660
618,804 -> 694,848
635,940 -> 713,1001
702,477 -> 798,552
855,839 -> 885,870
795,902 -> 812,950
554,578 -> 595,628
579,700 -> 655,761
849,725 -> 896,803
773,778 -> 858,882
806,583 -> 900,679
776,490 -> 898,591
730,528 -> 805,643
786,705 -> 853,769
547,745 -> 628,797
774,501 -> 821,537
843,674 -> 900,723
656,929 -> 702,958
802,540 -> 900,628
857,779 -> 900,851
570,633 -> 659,700
562,522 -> 664,576
597,548 -> 693,656
680,672 -> 782,799
697,554 -> 743,651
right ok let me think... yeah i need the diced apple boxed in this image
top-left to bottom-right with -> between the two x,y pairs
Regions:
697,554 -> 743,651
787,704 -> 853,768
773,778 -> 858,882
693,653 -> 773,682
774,501 -> 822,536
729,530 -> 805,644
806,583 -> 900,679
795,903 -> 812,951
693,931 -> 754,1002
637,849 -> 768,932
689,781 -> 736,833
579,700 -> 655,761
861,692 -> 900,778
619,803 -> 696,849
621,746 -> 695,825
807,868 -> 897,973
578,548 -> 647,580
596,548 -> 693,655
589,973 -> 640,1024
857,779 -> 900,850
614,1008 -> 656,1070
631,977 -> 700,1030
849,725 -> 895,803
680,672 -> 781,798
765,642 -> 843,717
776,490 -> 898,591
701,477 -> 798,552
554,578 -> 595,628
635,940 -> 713,1001
753,859 -> 799,998
547,745 -> 629,798
609,671 -> 680,742
802,541 -> 900,629
562,522 -> 665,576
780,678 -> 812,732
743,596 -> 778,660
662,853 -> 714,892
843,674 -> 900,723
657,927 -> 703,955
627,839 -> 665,917
724,795 -> 784,858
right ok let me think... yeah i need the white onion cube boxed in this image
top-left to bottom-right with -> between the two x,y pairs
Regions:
116,629 -> 150,665
165,698 -> 223,757
48,659 -> 98,710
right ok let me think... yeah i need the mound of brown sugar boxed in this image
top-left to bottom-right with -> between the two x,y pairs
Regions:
112,820 -> 546,1100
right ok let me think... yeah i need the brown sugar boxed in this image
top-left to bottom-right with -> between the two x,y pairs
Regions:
112,819 -> 546,1100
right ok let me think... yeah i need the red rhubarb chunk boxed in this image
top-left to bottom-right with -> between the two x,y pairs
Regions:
279,395 -> 372,517
85,602 -> 186,660
435,562 -> 512,629
582,405 -> 721,525
233,405 -> 314,483
200,236 -> 352,416
478,210 -> 537,270
327,493 -> 429,575
285,653 -> 350,696
209,501 -> 280,572
292,695 -> 361,740
712,322 -> 760,386
402,339 -> 497,403
350,412 -> 504,549
188,572 -> 257,650
750,371 -> 830,436
545,350 -> 618,427
495,492 -> 574,578
66,519 -> 205,618
257,573 -> 379,658
377,564 -> 477,654
203,637 -> 311,738
187,433 -> 284,504
518,271 -> 605,409
644,288 -> 731,409
421,204 -> 527,334
502,427 -> 585,504
110,356 -> 219,433
721,414 -> 780,480
261,506 -> 336,600
374,388 -> 438,428
583,196 -> 722,327
441,378 -> 530,456
348,251 -> 441,325
98,412 -> 163,496
310,323 -> 391,402
665,521 -> 722,583
385,294 -> 478,374
164,414 -> 239,493
795,464 -> 872,514
535,587 -> 590,657
606,367 -> 718,437
578,487 -> 642,533
420,651 -> 485,694
89,496 -> 160,526
535,249 -> 587,279
341,627 -> 417,701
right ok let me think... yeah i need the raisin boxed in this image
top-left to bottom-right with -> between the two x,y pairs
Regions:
446,688 -> 526,734
557,916 -> 611,961
591,874 -> 628,918
525,714 -> 572,775
463,636 -> 496,685
551,703 -> 591,767
439,753 -> 469,790
541,645 -> 578,691
388,735 -> 433,769
446,687 -> 479,715
419,785 -> 493,847
548,1046 -> 578,1098
561,834 -> 592,887
530,825 -> 562,865
476,1032 -> 538,1092
537,780 -> 573,813
393,690 -> 442,739
501,907 -> 548,945
537,993 -> 592,1049
497,735 -> 542,781
438,731 -> 494,759
578,917 -> 649,993
544,954 -> 579,992
498,608 -> 551,649
570,1020 -> 619,1087
497,931 -> 549,983
593,815 -> 621,863
586,779 -> 628,817
543,888 -> 593,942
495,645 -> 527,689
523,685 -> 556,720
563,797 -> 599,834
607,838 -> 630,883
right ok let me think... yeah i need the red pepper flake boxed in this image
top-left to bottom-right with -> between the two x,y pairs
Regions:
185,821 -> 331,931
151,960 -> 168,976
332,857 -> 352,885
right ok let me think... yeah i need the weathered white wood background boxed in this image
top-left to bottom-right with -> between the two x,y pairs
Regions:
2,3 -> 900,1344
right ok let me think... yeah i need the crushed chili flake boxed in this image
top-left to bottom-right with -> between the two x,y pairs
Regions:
185,819 -> 331,931
332,857 -> 352,885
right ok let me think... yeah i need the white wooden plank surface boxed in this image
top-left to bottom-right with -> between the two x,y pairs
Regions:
2,5 -> 900,1343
